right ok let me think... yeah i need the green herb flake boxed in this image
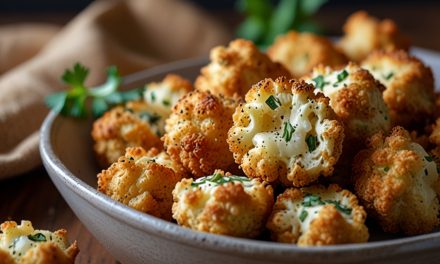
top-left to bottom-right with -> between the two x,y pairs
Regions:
306,135 -> 318,152
265,95 -> 281,110
425,156 -> 434,162
299,210 -> 308,222
162,99 -> 171,106
384,167 -> 390,172
150,92 -> 156,102
325,200 -> 352,215
282,122 -> 295,142
312,75 -> 325,90
337,70 -> 349,82
385,72 -> 394,80
302,194 -> 324,207
191,173 -> 250,187
28,233 -> 47,242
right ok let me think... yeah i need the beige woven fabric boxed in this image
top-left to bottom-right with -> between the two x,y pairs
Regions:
0,0 -> 230,179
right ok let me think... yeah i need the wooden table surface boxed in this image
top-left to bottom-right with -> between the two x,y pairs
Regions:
1,3 -> 440,264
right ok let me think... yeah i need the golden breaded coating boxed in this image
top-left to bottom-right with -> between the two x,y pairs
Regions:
338,11 -> 410,62
97,147 -> 187,220
362,50 -> 435,127
266,184 -> 368,246
0,220 -> 78,264
228,78 -> 344,187
163,90 -> 240,177
267,31 -> 347,78
304,63 -> 390,145
144,74 -> 193,118
195,39 -> 291,97
172,170 -> 274,238
91,101 -> 163,167
353,127 -> 440,235
92,74 -> 193,167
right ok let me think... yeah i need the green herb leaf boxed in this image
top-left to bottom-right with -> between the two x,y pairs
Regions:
62,63 -> 89,87
302,194 -> 324,207
28,233 -> 47,242
92,98 -> 108,117
282,122 -> 295,142
44,92 -> 67,113
384,167 -> 390,172
299,210 -> 308,222
384,72 -> 394,80
306,135 -> 318,152
312,75 -> 325,90
265,95 -> 281,110
337,70 -> 349,83
162,99 -> 171,106
425,156 -> 434,162
324,200 -> 352,215
191,173 -> 251,187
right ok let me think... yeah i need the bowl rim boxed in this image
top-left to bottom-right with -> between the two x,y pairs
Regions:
40,53 -> 440,260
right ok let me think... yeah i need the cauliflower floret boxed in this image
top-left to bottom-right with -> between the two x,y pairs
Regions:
97,147 -> 187,220
163,90 -> 240,177
266,184 -> 368,246
195,39 -> 291,98
267,31 -> 347,78
337,11 -> 410,62
304,63 -> 390,145
362,50 -> 435,127
0,220 -> 78,264
144,74 -> 193,118
353,127 -> 440,235
228,78 -> 344,187
172,170 -> 274,238
91,101 -> 163,167
92,74 -> 193,167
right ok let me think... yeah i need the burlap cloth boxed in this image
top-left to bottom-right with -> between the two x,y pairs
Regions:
0,0 -> 230,179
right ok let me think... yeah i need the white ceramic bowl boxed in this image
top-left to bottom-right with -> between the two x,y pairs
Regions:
40,48 -> 440,264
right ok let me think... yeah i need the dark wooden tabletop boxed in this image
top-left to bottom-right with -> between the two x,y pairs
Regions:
1,3 -> 440,264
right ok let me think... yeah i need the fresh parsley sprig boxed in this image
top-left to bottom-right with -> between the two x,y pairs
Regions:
45,63 -> 143,118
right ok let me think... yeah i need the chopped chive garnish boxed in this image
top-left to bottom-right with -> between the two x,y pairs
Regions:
384,72 -> 394,80
337,70 -> 349,82
265,95 -> 281,110
425,156 -> 434,162
384,167 -> 390,172
191,173 -> 250,187
302,194 -> 324,207
312,75 -> 325,90
150,92 -> 156,102
28,233 -> 46,242
282,122 -> 295,142
324,200 -> 352,215
162,99 -> 171,106
299,210 -> 308,222
306,135 -> 318,152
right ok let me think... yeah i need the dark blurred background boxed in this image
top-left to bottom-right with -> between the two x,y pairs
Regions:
0,0 -> 439,50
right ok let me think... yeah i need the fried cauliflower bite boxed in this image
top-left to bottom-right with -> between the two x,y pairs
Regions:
304,63 -> 390,144
267,31 -> 347,78
353,127 -> 440,235
91,101 -> 164,167
0,220 -> 78,264
362,50 -> 435,127
172,170 -> 274,238
163,90 -> 240,177
144,74 -> 193,118
228,78 -> 344,187
194,39 -> 291,98
97,147 -> 187,220
266,184 -> 368,246
337,11 -> 410,62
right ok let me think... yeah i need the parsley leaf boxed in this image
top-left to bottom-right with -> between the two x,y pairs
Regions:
306,135 -> 318,152
282,122 -> 295,142
337,70 -> 349,82
312,75 -> 325,90
299,210 -> 308,222
45,63 -> 144,118
28,233 -> 47,242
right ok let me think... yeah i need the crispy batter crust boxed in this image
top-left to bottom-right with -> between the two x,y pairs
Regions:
0,221 -> 78,264
163,90 -> 240,177
97,147 -> 187,220
266,184 -> 368,246
195,39 -> 291,97
362,50 -> 435,127
228,77 -> 344,187
268,31 -> 347,78
338,11 -> 410,62
353,127 -> 440,235
91,101 -> 163,167
172,170 -> 274,238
